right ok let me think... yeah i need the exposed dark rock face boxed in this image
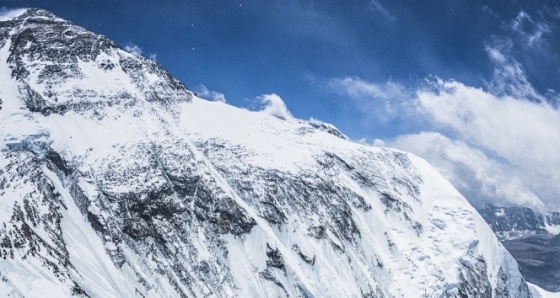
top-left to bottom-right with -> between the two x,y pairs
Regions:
1,8 -> 191,117
307,119 -> 348,140
455,255 -> 492,298
0,150 -> 87,296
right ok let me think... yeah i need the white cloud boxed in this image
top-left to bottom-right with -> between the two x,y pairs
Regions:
259,93 -> 293,120
329,77 -> 412,121
195,84 -> 226,102
0,7 -> 27,22
392,132 -> 546,211
390,79 -> 560,210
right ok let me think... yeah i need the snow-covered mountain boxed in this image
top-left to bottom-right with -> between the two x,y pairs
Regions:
0,8 -> 536,297
478,204 -> 560,240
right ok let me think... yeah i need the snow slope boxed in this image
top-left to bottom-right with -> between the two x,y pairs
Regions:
0,8 -> 534,297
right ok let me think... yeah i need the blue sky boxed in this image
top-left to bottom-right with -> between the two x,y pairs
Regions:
3,1 -> 560,211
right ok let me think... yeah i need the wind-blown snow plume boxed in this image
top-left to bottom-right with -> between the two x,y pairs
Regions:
259,93 -> 293,120
195,84 -> 226,102
124,42 -> 143,56
0,7 -> 27,21
124,41 -> 157,61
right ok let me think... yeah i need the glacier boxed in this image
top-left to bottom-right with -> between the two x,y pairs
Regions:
0,8 -> 540,297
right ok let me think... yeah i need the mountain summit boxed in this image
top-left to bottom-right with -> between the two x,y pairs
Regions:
0,8 -> 535,297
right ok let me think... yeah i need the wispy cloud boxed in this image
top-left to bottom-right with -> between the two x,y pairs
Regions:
369,0 -> 395,22
330,77 -> 407,101
484,39 -> 546,103
509,11 -> 550,48
279,0 -> 356,47
195,84 -> 226,103
329,76 -> 412,121
481,5 -> 498,18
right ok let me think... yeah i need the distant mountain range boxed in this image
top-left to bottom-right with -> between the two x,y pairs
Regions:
478,204 -> 560,292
